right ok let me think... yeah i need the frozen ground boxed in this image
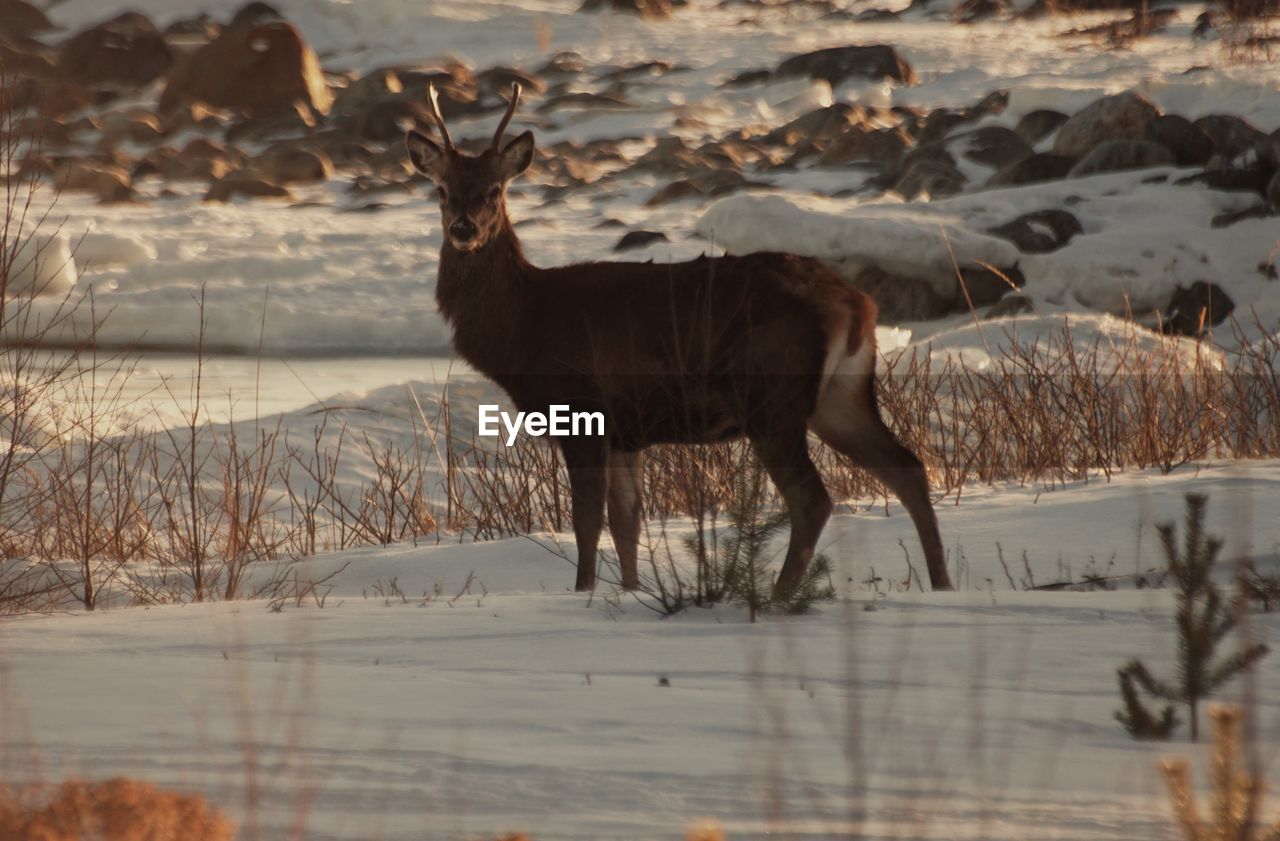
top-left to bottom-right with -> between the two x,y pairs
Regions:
3,462 -> 1279,840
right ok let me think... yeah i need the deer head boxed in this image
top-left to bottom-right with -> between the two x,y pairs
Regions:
405,83 -> 534,253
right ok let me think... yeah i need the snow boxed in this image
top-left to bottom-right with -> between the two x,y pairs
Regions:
4,462 -> 1279,839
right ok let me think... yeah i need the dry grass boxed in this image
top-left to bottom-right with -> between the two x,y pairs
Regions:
0,777 -> 236,841
3,315 -> 1279,612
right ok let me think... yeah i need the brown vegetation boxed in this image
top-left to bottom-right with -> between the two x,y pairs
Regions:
0,777 -> 235,841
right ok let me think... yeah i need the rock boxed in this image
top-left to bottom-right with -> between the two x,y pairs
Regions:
614,230 -> 669,251
723,68 -> 773,87
1143,115 -> 1214,166
952,126 -> 1032,169
846,265 -> 953,323
139,138 -> 240,181
917,108 -> 973,144
98,109 -> 164,146
205,172 -> 293,202
537,51 -> 587,78
629,136 -> 705,175
0,0 -> 53,38
816,125 -> 910,166
774,44 -> 916,86
32,81 -> 97,119
644,170 -> 768,206
477,66 -> 548,95
1179,163 -> 1272,196
987,209 -> 1083,253
536,91 -> 631,114
253,145 -> 333,184
160,101 -> 227,135
344,96 -> 436,143
161,17 -> 333,117
230,1 -> 284,27
0,35 -> 58,79
1052,91 -> 1161,159
1163,281 -> 1234,337
986,152 -> 1076,187
58,12 -> 174,89
1014,109 -> 1068,145
331,69 -> 404,117
985,294 -> 1033,319
892,158 -> 967,198
1069,139 -> 1175,177
955,0 -> 1012,22
960,263 -> 1025,306
764,103 -> 866,145
163,13 -> 221,40
55,159 -> 133,202
579,0 -> 674,16
1194,114 -> 1266,162
225,100 -> 318,143
1256,129 -> 1280,170
1211,205 -> 1272,228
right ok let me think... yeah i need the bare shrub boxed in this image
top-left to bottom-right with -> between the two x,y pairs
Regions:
0,777 -> 236,841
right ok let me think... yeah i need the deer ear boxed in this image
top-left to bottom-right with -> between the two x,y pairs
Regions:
406,130 -> 446,181
498,131 -> 535,181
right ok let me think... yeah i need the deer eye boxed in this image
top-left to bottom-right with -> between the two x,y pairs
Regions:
435,187 -> 448,201
487,186 -> 501,200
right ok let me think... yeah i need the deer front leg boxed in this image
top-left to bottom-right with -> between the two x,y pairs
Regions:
563,442 -> 609,592
751,430 -> 833,601
607,447 -> 644,590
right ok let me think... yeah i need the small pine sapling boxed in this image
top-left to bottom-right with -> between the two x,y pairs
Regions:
1118,493 -> 1269,741
682,461 -> 834,621
1115,662 -> 1179,740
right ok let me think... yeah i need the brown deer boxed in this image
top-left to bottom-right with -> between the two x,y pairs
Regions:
406,84 -> 953,598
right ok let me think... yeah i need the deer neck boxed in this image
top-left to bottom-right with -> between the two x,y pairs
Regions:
435,215 -> 532,374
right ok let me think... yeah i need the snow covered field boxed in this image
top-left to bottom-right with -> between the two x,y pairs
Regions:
4,0 -> 1280,837
5,463 -> 1279,840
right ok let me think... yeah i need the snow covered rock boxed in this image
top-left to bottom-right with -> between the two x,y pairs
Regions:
76,232 -> 158,268
1144,115 -> 1215,167
1053,91 -> 1161,159
160,17 -> 332,117
1069,139 -> 1175,177
1195,114 -> 1265,162
987,152 -> 1076,187
774,44 -> 917,87
1164,281 -> 1234,336
54,160 -> 133,203
57,12 -> 173,89
1013,109 -> 1068,145
579,0 -> 676,17
3,230 -> 78,298
987,209 -> 1082,253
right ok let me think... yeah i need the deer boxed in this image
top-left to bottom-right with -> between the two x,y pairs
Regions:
406,84 -> 954,599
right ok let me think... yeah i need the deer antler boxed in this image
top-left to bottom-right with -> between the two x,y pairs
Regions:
426,84 -> 454,150
491,82 -> 522,150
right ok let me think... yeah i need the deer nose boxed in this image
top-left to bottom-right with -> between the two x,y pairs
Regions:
449,219 -> 477,242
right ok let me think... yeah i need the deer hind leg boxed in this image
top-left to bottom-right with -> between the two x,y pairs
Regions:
606,447 -> 644,590
809,342 -> 954,591
563,442 -> 609,592
751,428 -> 833,601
